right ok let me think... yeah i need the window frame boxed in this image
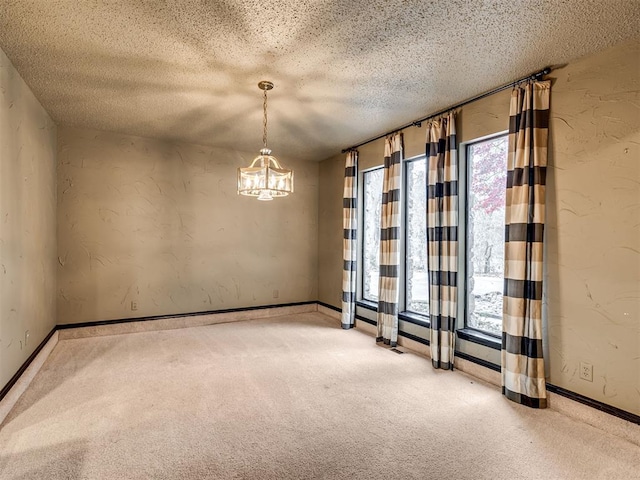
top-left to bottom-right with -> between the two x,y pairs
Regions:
401,154 -> 429,321
356,130 -> 509,357
357,156 -> 432,330
460,132 -> 509,339
359,166 -> 384,305
354,132 -> 510,364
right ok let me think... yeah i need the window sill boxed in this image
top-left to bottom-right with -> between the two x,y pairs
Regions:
356,300 -> 377,312
456,328 -> 501,350
355,303 -> 431,328
399,311 -> 430,328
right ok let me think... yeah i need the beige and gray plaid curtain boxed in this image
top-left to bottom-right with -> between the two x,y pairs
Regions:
502,81 -> 551,408
377,134 -> 403,347
426,113 -> 458,370
341,150 -> 358,329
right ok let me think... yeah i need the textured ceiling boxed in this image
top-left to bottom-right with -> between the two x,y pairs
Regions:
0,1 -> 639,161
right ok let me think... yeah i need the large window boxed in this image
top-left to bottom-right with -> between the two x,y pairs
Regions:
360,159 -> 429,317
356,134 -> 509,356
466,135 -> 508,336
405,158 -> 429,315
362,168 -> 383,302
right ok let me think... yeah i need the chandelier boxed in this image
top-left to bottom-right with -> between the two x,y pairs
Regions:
237,81 -> 294,201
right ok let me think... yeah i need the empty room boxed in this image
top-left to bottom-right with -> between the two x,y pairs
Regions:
0,1 -> 639,479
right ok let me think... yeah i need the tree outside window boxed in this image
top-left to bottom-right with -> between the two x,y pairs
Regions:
405,158 -> 429,315
362,168 -> 383,302
466,135 -> 508,336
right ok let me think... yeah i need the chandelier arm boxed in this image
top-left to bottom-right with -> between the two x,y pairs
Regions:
268,157 -> 283,169
248,156 -> 263,168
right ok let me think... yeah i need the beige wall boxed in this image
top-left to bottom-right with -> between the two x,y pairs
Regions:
318,153 -> 344,307
318,38 -> 640,415
57,127 -> 318,324
545,39 -> 639,415
0,47 -> 57,389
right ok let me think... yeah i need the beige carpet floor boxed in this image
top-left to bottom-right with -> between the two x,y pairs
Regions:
0,312 -> 639,479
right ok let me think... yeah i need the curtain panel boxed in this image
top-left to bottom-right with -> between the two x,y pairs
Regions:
502,81 -> 551,408
426,113 -> 459,370
377,134 -> 403,347
341,150 -> 358,329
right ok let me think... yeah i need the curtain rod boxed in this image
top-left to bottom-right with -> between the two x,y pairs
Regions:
341,66 -> 552,153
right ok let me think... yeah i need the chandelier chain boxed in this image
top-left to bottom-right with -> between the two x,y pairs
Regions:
263,88 -> 268,148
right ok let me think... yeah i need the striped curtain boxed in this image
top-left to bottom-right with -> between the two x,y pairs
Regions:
502,81 -> 551,408
426,113 -> 458,370
341,150 -> 358,329
377,134 -> 403,347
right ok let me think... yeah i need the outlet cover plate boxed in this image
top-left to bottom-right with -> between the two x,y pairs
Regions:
579,362 -> 593,382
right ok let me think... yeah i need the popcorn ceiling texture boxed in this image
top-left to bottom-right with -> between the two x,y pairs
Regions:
0,0 -> 639,161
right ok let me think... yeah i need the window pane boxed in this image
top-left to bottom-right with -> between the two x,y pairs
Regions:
467,136 -> 508,336
362,168 -> 383,302
406,159 -> 429,315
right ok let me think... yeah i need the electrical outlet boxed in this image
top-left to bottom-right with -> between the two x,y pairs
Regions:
273,290 -> 279,299
25,330 -> 30,347
579,362 -> 593,382
131,300 -> 138,311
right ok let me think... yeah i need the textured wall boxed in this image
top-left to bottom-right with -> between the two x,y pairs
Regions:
0,47 -> 57,389
546,39 -> 639,415
57,127 -> 318,324
318,38 -> 639,415
318,155 -> 343,307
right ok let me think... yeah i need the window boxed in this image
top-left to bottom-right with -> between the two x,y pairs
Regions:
360,157 -> 430,321
405,158 -> 429,315
466,135 -> 508,336
356,134 -> 509,351
362,168 -> 383,302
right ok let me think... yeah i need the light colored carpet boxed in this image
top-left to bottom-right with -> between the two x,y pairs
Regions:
0,312 -> 638,479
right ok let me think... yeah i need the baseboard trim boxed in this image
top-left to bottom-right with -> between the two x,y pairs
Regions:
338,304 -> 639,428
57,301 -> 317,329
317,301 -> 341,313
547,388 -> 640,446
1,302 -> 318,409
0,329 -> 59,425
58,303 -> 319,340
399,330 -> 429,346
454,351 -> 501,373
2,301 -> 638,435
546,383 -> 640,425
0,327 -> 57,403
355,314 -> 376,326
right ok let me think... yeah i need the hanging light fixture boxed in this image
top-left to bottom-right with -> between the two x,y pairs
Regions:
237,81 -> 294,201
